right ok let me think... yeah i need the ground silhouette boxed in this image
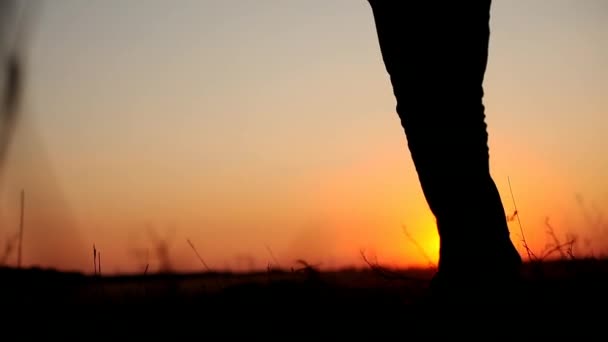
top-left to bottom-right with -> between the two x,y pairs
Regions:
1,258 -> 608,326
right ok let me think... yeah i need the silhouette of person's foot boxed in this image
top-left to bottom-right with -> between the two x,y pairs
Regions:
426,239 -> 523,310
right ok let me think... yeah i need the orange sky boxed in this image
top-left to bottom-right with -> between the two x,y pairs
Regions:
0,0 -> 606,274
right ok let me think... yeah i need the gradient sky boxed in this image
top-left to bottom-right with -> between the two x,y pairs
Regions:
0,0 -> 606,274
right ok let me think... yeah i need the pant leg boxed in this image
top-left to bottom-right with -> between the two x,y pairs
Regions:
368,1 -> 521,275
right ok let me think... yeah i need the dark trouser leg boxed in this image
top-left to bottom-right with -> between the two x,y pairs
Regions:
368,1 -> 521,280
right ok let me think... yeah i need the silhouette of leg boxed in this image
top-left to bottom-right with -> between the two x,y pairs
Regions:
368,1 -> 521,293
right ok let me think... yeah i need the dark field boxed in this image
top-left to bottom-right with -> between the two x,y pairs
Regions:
2,258 -> 608,326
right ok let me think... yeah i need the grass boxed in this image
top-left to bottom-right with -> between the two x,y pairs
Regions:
2,197 -> 607,321
1,208 -> 607,329
2,258 -> 608,325
1,193 -> 606,328
3,241 -> 604,342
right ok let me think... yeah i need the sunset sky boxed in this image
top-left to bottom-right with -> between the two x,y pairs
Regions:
0,0 -> 606,274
